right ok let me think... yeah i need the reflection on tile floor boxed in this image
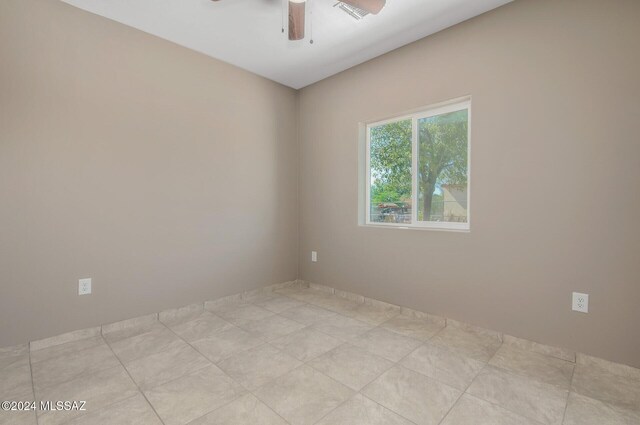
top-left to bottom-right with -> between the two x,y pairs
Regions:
1,285 -> 639,425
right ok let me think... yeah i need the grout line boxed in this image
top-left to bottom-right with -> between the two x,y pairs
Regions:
27,345 -> 39,425
342,307 -> 491,425
274,283 -> 579,425
461,338 -> 501,394
245,362 -> 303,425
349,334 -> 425,425
28,339 -> 125,395
33,334 -> 152,424
100,313 -> 159,340
560,363 -> 577,424
10,285 -> 626,425
214,291 -> 390,424
9,281 -> 617,375
161,317 -> 294,425
302,340 -> 349,367
460,352 -> 567,425
308,313 -> 429,424
309,392 -> 358,425
447,393 -> 548,425
30,337 -> 106,366
158,323 -> 246,424
435,388 -> 466,425
393,318 -> 502,425
102,334 -> 167,425
16,286 -> 581,425
358,392 -> 421,425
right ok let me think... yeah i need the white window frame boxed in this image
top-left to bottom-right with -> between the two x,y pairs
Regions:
364,97 -> 471,231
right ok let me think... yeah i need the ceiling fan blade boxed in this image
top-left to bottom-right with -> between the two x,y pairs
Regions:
288,0 -> 305,41
340,0 -> 386,15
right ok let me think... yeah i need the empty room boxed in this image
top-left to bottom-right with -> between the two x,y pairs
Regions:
1,0 -> 639,424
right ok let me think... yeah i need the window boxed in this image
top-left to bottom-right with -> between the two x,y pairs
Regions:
365,98 -> 470,230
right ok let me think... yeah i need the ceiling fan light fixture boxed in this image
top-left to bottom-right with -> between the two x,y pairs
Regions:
335,2 -> 369,20
339,0 -> 386,15
288,0 -> 306,41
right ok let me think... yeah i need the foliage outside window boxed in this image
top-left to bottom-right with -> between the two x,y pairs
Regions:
366,99 -> 470,230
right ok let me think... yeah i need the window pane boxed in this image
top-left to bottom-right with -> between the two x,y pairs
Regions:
369,119 -> 412,224
417,109 -> 468,223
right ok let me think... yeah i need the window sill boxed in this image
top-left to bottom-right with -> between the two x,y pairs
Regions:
360,223 -> 470,233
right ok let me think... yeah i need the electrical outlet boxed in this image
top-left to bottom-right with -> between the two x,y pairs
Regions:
311,251 -> 318,262
572,292 -> 588,313
79,278 -> 92,295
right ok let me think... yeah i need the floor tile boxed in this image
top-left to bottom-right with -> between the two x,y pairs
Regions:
217,344 -> 301,390
440,394 -> 543,425
64,394 -> 162,425
446,320 -> 502,340
0,405 -> 37,425
563,392 -> 640,425
0,345 -> 28,370
281,289 -> 333,304
109,325 -> 184,363
203,295 -> 244,312
343,303 -> 400,326
400,308 -> 446,326
350,328 -> 422,362
334,290 -> 365,304
159,303 -> 204,326
279,304 -> 336,326
274,286 -> 308,299
242,289 -> 278,303
315,393 -> 414,425
308,344 -> 393,391
210,303 -> 274,325
576,354 -> 640,381
191,326 -> 265,363
253,295 -> 306,313
310,295 -> 360,316
32,344 -> 120,391
0,385 -> 35,425
311,314 -> 373,341
0,344 -> 28,357
144,365 -> 245,425
0,356 -> 32,400
6,288 -> 638,425
254,365 -> 353,425
467,365 -> 568,425
400,342 -> 486,390
234,314 -> 306,341
270,328 -> 343,362
35,365 -> 138,425
489,344 -> 574,389
30,336 -> 105,364
188,393 -> 288,425
362,365 -> 462,425
429,326 -> 502,363
380,315 -> 444,341
168,313 -> 234,342
503,335 -> 575,362
102,319 -> 159,344
572,362 -> 640,411
30,327 -> 101,352
124,342 -> 211,390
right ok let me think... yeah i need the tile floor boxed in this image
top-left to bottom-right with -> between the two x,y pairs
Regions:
1,285 -> 639,425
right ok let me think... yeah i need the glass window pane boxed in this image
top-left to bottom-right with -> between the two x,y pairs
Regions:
417,109 -> 468,223
369,119 -> 412,224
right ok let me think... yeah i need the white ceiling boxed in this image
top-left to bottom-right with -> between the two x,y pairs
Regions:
61,0 -> 512,89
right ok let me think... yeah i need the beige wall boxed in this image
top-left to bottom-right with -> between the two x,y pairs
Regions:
0,0 -> 298,346
1,0 -> 639,368
298,0 -> 640,367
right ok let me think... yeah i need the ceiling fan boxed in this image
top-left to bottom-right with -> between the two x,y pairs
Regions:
211,0 -> 387,42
